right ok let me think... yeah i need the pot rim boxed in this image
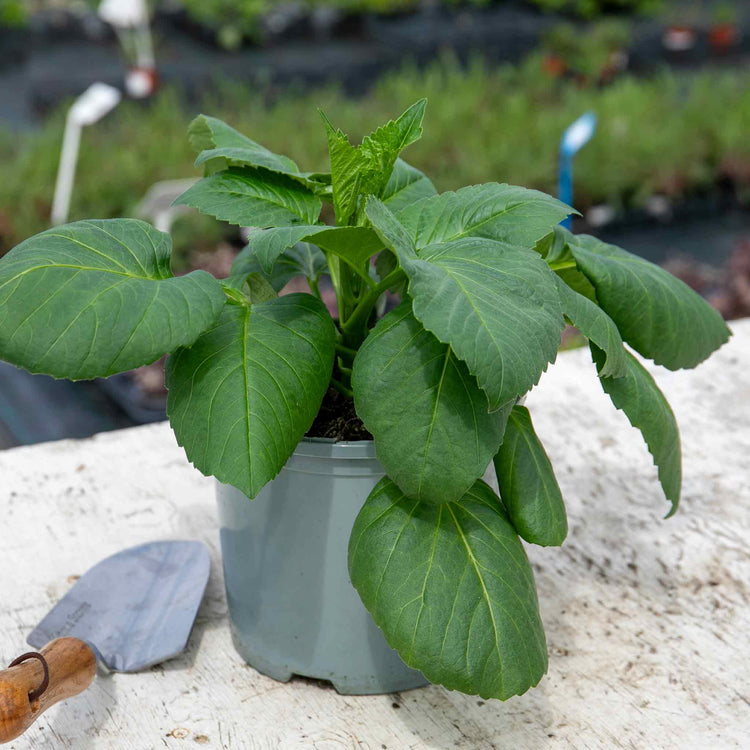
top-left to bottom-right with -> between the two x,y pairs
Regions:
294,436 -> 376,460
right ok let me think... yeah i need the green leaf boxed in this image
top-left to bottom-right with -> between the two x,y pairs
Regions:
364,98 -> 426,158
353,301 -> 511,503
245,273 -> 277,303
397,183 -> 574,250
365,196 -> 419,260
494,406 -> 567,547
235,225 -> 381,283
174,167 -> 321,228
193,143 -> 297,177
220,277 -> 253,306
308,227 -> 384,272
567,234 -> 730,370
554,266 -> 598,304
0,219 -> 225,380
302,172 -> 332,186
231,242 -> 327,291
281,243 -> 329,285
535,227 -> 597,302
241,226 -> 327,274
382,159 -> 438,212
189,114 -> 302,177
349,477 -> 548,700
367,198 -> 565,411
187,114 -> 325,195
323,100 -> 426,224
592,344 -> 682,516
166,294 -> 335,498
555,276 -> 626,378
374,250 -> 408,296
535,225 -> 571,265
324,123 -> 366,225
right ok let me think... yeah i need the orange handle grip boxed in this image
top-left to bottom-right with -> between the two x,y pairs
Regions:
0,637 -> 97,743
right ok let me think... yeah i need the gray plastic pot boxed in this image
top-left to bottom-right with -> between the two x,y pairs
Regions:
216,438 -> 428,695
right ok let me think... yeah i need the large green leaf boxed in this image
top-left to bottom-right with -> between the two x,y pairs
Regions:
567,234 -> 730,370
494,406 -> 567,547
173,167 -> 321,228
166,294 -> 335,498
353,302 -> 511,503
592,344 -> 682,516
555,276 -> 626,378
349,477 -> 548,700
324,100 -> 426,224
232,242 -> 328,292
366,198 -> 565,410
0,219 -> 225,380
189,116 -> 329,195
396,183 -> 573,250
189,114 -> 301,176
382,159 -> 438,212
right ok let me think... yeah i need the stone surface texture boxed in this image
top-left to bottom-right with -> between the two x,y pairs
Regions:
0,321 -> 748,749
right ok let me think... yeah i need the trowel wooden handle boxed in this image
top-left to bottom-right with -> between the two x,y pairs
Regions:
0,637 -> 97,743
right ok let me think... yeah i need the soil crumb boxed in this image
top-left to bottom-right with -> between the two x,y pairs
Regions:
306,388 -> 372,441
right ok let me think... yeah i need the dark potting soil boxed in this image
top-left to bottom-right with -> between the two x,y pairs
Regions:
306,388 -> 372,442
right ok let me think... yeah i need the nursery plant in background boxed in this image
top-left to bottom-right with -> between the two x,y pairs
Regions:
0,0 -> 25,27
3,62 -> 749,256
542,20 -> 631,83
0,100 -> 730,699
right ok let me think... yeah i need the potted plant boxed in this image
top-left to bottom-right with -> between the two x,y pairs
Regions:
0,100 -> 730,700
541,23 -> 576,79
541,21 -> 631,86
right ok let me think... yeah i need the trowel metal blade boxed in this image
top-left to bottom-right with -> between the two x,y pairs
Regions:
27,541 -> 210,672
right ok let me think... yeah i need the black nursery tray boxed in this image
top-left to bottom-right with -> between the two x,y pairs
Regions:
96,373 -> 167,425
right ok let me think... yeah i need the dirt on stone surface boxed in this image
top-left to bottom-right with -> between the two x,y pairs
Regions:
306,387 -> 372,441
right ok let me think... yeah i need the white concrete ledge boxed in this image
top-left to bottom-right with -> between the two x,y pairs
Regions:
1,320 -> 748,749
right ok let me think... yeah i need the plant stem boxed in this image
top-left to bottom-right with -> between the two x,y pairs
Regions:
334,342 -> 358,358
309,276 -> 322,301
337,261 -> 363,326
337,362 -> 353,377
329,378 -> 354,399
547,260 -> 577,271
340,269 -> 404,345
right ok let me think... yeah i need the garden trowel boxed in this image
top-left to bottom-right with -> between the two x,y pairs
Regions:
0,540 -> 210,743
